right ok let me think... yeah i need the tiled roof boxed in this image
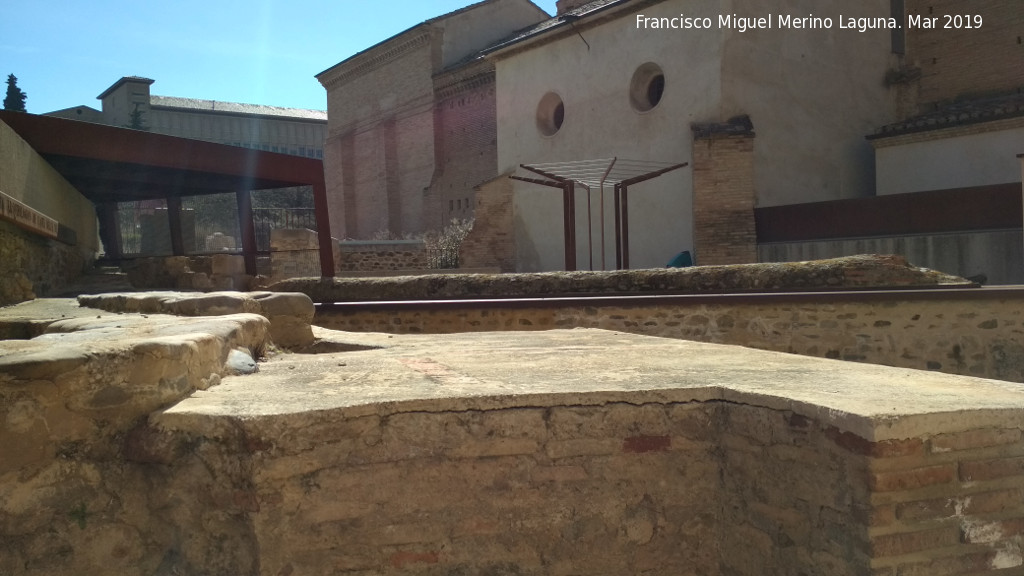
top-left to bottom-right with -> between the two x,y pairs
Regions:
97,76 -> 155,99
149,96 -> 327,121
481,0 -> 632,55
869,92 -> 1024,139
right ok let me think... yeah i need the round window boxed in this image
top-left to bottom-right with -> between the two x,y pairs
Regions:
630,63 -> 666,112
536,92 -> 565,136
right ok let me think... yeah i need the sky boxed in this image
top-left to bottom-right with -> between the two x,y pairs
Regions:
1,0 -> 558,114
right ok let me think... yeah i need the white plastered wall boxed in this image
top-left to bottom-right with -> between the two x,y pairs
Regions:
876,127 -> 1024,195
496,0 -> 723,272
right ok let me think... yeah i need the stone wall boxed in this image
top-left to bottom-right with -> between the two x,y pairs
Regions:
270,228 -> 322,280
278,254 -> 969,302
336,240 -> 429,273
4,305 -> 1024,575
459,174 -> 516,272
0,220 -> 88,304
122,254 -> 255,291
0,310 -> 271,576
316,288 -> 1024,384
269,232 -> 439,281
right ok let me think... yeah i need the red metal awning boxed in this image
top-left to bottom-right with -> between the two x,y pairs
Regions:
0,111 -> 334,277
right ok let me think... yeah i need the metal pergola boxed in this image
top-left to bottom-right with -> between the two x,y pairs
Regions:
512,158 -> 688,271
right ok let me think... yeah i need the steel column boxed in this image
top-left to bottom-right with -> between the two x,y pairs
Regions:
569,180 -> 577,270
97,202 -> 122,261
235,189 -> 258,276
613,184 -> 622,270
166,195 -> 185,256
621,185 -> 630,270
312,181 -> 335,278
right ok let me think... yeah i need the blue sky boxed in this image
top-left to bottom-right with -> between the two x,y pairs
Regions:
1,1 -> 557,114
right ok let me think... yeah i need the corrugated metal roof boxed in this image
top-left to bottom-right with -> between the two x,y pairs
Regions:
149,96 -> 327,121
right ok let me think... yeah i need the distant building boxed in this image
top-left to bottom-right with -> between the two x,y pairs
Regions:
46,76 -> 327,159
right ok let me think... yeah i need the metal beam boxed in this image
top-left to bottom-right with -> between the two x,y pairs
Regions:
313,181 -> 335,278
520,164 -> 568,183
510,175 -> 563,188
619,162 -> 688,187
236,190 -> 258,276
166,195 -> 185,256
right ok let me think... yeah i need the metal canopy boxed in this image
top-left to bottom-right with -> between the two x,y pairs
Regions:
513,158 -> 688,271
519,158 -> 687,189
0,111 -> 334,277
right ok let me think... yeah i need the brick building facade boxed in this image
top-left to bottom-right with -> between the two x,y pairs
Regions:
316,0 -> 548,240
901,0 -> 1024,113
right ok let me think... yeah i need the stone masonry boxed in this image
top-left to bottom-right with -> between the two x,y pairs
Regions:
459,174 -> 516,272
314,287 -> 1024,385
5,317 -> 1023,575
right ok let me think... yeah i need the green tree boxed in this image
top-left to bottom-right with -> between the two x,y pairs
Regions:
126,103 -> 148,130
3,74 -> 27,112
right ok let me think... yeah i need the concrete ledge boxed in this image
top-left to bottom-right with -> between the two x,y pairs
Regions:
157,329 -> 1024,442
151,329 -> 1024,575
0,311 -> 270,476
270,254 -> 972,303
77,290 -> 315,348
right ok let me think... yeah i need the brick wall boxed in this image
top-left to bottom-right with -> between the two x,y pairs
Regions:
459,174 -> 515,272
316,290 -> 1024,383
692,133 -> 757,265
904,0 -> 1024,108
176,396 -> 1024,574
320,31 -> 437,239
320,32 -> 501,240
250,401 -> 721,575
428,61 -> 500,230
869,426 -> 1024,574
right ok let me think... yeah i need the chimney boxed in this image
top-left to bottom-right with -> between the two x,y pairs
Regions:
556,0 -> 590,15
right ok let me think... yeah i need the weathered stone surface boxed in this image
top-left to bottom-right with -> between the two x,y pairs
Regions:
3,302 -> 1023,575
0,309 -> 270,576
121,255 -> 255,292
226,348 -> 259,375
271,254 -> 972,302
78,290 -> 315,347
315,286 -> 1024,383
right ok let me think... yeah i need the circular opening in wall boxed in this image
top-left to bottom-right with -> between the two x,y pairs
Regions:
536,92 -> 565,136
630,63 -> 666,112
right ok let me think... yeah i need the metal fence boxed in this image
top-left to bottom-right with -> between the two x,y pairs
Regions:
115,198 -> 316,256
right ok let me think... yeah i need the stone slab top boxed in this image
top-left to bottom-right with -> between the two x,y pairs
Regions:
156,327 -> 1024,442
270,254 -> 973,303
0,300 -> 270,382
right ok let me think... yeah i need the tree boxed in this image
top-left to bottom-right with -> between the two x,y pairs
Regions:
3,74 -> 27,112
126,103 -> 148,131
